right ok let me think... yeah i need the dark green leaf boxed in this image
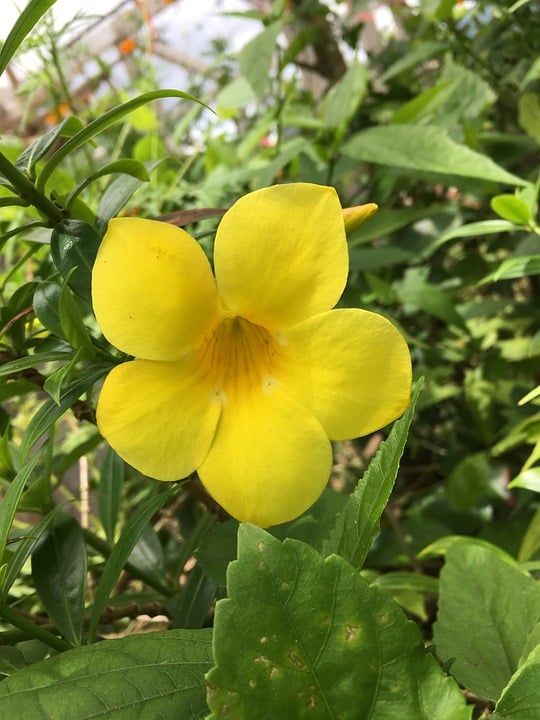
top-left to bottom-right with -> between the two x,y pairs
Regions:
65,159 -> 149,211
0,351 -> 74,378
207,525 -> 470,720
323,379 -> 423,568
31,513 -> 87,646
87,488 -> 174,642
127,525 -> 165,589
167,564 -> 217,629
33,281 -> 63,338
98,448 -> 124,543
50,220 -> 101,301
0,629 -> 213,719
342,125 -> 527,186
58,284 -> 95,352
433,540 -> 540,701
0,0 -> 57,76
43,349 -> 82,404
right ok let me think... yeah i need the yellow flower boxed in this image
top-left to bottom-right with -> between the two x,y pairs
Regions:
92,183 -> 411,527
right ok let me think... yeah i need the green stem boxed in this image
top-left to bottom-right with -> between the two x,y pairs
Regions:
0,604 -> 71,652
0,152 -> 64,224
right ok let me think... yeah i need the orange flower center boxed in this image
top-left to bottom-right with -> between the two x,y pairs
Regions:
198,315 -> 279,399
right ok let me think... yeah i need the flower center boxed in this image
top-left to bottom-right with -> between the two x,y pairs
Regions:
198,314 -> 279,399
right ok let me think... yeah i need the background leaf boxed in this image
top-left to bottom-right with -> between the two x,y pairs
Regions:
31,513 -> 87,646
433,539 -> 540,701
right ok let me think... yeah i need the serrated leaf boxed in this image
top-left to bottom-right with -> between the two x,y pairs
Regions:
0,629 -> 213,719
31,513 -> 87,646
433,539 -> 540,701
50,220 -> 101,302
207,525 -> 470,720
342,125 -> 527,186
492,644 -> 540,719
323,379 -> 423,568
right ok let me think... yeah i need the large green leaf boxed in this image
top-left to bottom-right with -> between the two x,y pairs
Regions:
31,513 -> 87,646
0,629 -> 213,719
0,0 -> 57,76
492,645 -> 540,719
207,525 -> 470,720
342,125 -> 527,185
433,540 -> 540,701
323,378 -> 423,568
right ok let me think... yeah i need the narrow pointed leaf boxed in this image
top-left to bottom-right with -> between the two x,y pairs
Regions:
0,0 -> 57,76
323,378 -> 423,568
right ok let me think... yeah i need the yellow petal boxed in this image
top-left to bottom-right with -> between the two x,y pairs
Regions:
281,309 -> 412,440
213,183 -> 348,329
92,217 -> 220,361
96,358 -> 221,480
342,203 -> 378,235
198,387 -> 332,527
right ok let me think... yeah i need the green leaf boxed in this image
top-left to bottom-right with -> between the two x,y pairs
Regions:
480,255 -> 540,283
98,448 -> 124,543
323,379 -> 423,568
87,488 -> 174,642
167,564 -> 217,629
19,367 -> 107,461
518,507 -> 540,563
50,220 -> 101,301
0,0 -> 57,77
65,159 -> 149,212
95,159 -> 162,229
207,525 -> 470,720
433,539 -> 540,701
0,351 -> 73,378
380,41 -> 446,82
518,92 -> 540,145
43,350 -> 82,404
0,629 -> 213,719
31,513 -> 87,646
321,59 -> 367,129
0,451 -> 43,596
371,571 -> 439,595
509,467 -> 540,493
422,219 -> 519,258
348,206 -> 446,247
33,281 -> 63,338
342,125 -> 527,186
15,116 -> 84,174
396,268 -> 468,330
492,644 -> 540,719
491,194 -> 532,224
239,21 -> 282,99
58,283 -> 95,352
0,506 -> 61,598
36,90 -> 210,192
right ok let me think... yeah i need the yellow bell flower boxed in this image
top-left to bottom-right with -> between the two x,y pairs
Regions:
92,183 -> 411,527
